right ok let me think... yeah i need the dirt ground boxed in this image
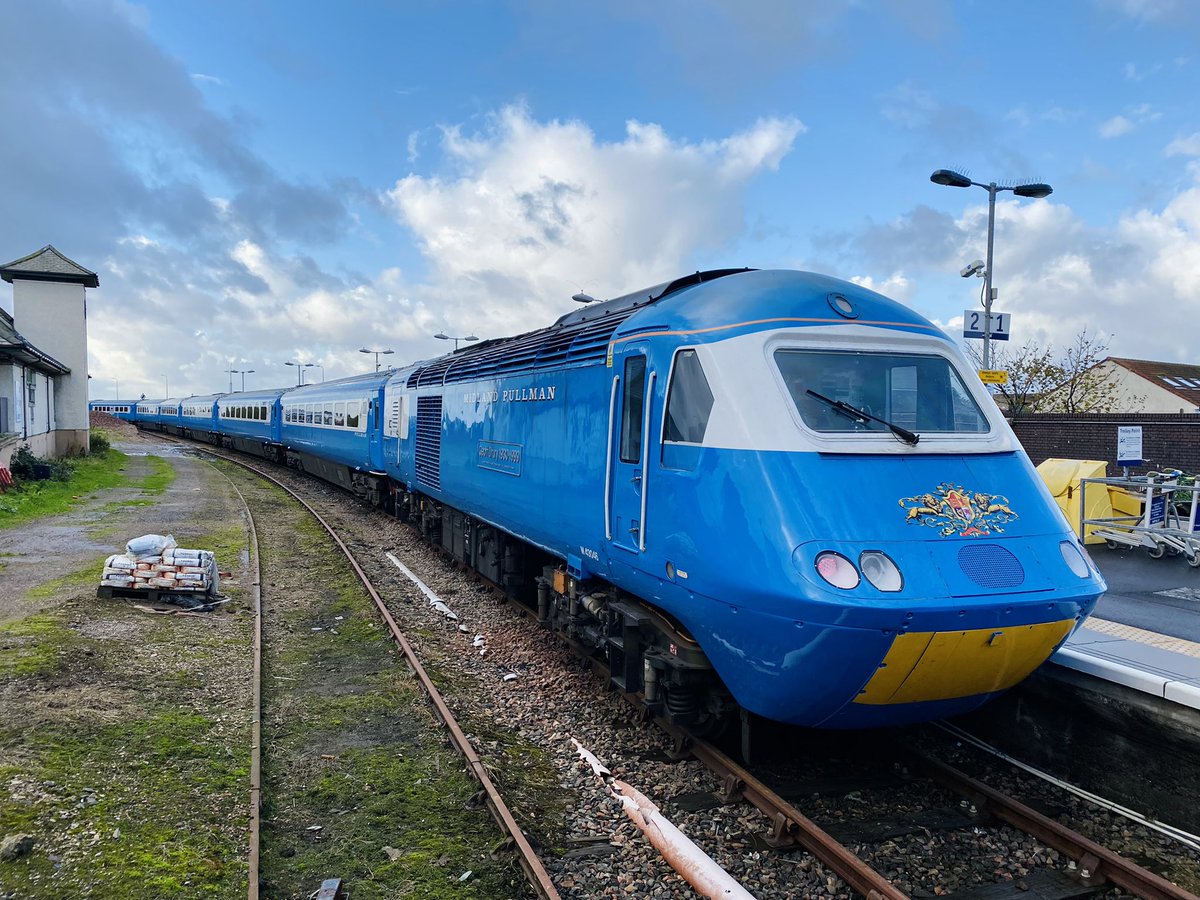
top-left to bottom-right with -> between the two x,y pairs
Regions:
0,435 -> 227,624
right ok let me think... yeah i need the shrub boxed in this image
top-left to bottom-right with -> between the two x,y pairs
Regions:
7,445 -> 72,482
49,458 -> 75,481
9,445 -> 37,480
89,431 -> 111,455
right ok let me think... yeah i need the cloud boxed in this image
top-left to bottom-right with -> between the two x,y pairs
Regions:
1099,115 -> 1135,138
1165,133 -> 1200,156
385,105 -> 804,335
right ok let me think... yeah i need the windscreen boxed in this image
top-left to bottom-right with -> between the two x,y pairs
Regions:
775,349 -> 989,435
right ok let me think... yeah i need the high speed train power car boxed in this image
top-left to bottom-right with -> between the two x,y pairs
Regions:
130,268 -> 1106,732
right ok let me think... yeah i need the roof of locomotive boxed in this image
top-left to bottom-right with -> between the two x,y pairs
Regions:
401,268 -> 948,389
609,269 -> 947,343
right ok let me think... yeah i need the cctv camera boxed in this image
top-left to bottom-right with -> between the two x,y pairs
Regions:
959,260 -> 985,278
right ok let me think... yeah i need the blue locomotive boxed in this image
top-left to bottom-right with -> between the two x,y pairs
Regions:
133,269 -> 1105,732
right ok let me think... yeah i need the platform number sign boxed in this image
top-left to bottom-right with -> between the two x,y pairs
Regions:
962,310 -> 1011,341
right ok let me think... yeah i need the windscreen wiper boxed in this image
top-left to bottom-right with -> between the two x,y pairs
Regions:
805,389 -> 920,445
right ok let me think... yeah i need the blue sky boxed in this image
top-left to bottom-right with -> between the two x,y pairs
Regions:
2,0 -> 1198,398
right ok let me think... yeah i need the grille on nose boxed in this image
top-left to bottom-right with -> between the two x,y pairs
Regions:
958,543 -> 1024,589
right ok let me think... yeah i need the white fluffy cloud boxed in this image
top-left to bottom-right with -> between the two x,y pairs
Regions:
958,178 -> 1200,361
385,105 -> 804,337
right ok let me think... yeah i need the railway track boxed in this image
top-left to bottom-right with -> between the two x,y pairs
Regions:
147,431 -> 1200,899
173,438 -> 559,899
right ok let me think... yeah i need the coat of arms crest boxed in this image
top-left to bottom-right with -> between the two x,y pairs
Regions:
899,483 -> 1017,537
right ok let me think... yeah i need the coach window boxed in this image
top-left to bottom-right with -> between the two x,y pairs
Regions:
620,355 -> 647,464
334,402 -> 345,428
346,401 -> 360,429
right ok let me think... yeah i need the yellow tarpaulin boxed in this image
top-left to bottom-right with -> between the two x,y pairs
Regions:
1036,459 -> 1140,544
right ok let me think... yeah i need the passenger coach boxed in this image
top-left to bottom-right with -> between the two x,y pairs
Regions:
280,372 -> 390,505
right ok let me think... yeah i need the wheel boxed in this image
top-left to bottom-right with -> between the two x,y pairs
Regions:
1106,540 -> 1119,551
1147,543 -> 1166,559
1190,553 -> 1200,568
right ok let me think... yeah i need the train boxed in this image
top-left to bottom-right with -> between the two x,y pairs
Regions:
98,268 -> 1107,734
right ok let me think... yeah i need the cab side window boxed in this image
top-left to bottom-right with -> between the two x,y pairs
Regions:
663,349 -> 714,444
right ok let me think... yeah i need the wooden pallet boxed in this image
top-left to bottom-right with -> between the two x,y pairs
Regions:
97,585 -> 214,605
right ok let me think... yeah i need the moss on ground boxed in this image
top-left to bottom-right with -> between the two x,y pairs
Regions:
0,708 -> 248,898
249,476 -> 526,899
0,614 -> 83,678
25,560 -> 108,601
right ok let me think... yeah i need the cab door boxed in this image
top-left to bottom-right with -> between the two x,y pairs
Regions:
606,344 -> 657,554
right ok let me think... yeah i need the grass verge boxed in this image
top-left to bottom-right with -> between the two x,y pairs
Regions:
0,449 -> 129,529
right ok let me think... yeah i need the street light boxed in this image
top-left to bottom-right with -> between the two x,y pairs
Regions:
237,369 -> 255,391
285,361 -> 315,385
930,168 -> 1053,369
434,332 -> 479,351
359,347 -> 394,372
162,375 -> 169,398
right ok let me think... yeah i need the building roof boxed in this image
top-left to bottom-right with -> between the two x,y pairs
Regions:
0,308 -> 70,375
1110,357 -> 1200,407
0,244 -> 99,288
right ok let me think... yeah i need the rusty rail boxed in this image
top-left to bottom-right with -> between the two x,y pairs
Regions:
915,753 -> 1199,900
180,442 -> 561,900
194,457 -> 264,900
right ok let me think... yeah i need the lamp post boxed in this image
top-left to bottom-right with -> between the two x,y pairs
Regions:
237,369 -> 254,391
930,169 -> 1053,369
162,375 -> 169,398
434,332 -> 478,352
226,368 -> 236,393
285,361 -> 314,386
359,347 -> 394,372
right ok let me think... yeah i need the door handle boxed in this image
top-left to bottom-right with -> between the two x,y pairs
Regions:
629,521 -> 640,535
631,473 -> 642,484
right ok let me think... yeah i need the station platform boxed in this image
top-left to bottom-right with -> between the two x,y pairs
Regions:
1050,546 -> 1200,711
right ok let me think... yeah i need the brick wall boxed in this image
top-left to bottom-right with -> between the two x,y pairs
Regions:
1010,413 -> 1200,476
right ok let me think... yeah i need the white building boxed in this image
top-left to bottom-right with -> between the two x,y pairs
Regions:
0,245 -> 97,467
1043,357 -> 1200,414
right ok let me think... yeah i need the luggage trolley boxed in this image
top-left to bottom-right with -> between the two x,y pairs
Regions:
1079,471 -> 1200,565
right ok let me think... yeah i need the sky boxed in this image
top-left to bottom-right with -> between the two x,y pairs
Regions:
2,0 -> 1199,400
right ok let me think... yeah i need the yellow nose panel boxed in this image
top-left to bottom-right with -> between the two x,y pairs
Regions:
854,619 -> 1074,705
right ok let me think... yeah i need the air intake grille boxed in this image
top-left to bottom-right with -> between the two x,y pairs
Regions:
415,395 -> 442,490
957,544 -> 1025,589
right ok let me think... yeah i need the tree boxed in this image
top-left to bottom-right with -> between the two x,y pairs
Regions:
967,339 -> 1062,416
966,327 -> 1140,415
1038,327 -> 1136,413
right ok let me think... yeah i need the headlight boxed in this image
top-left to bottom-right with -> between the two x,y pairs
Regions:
815,552 -> 860,590
1059,540 -> 1089,578
859,551 -> 903,592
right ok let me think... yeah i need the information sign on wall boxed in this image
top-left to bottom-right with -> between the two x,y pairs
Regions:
1116,425 -> 1143,468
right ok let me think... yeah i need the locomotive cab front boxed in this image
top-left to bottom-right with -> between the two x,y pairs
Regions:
617,271 -> 1106,729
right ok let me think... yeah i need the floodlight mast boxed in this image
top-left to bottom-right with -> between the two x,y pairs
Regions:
931,169 -> 1053,369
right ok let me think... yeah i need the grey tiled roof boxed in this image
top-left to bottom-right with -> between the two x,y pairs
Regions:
0,244 -> 99,288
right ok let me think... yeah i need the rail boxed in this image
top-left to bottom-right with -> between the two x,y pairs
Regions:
151,435 -> 561,900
